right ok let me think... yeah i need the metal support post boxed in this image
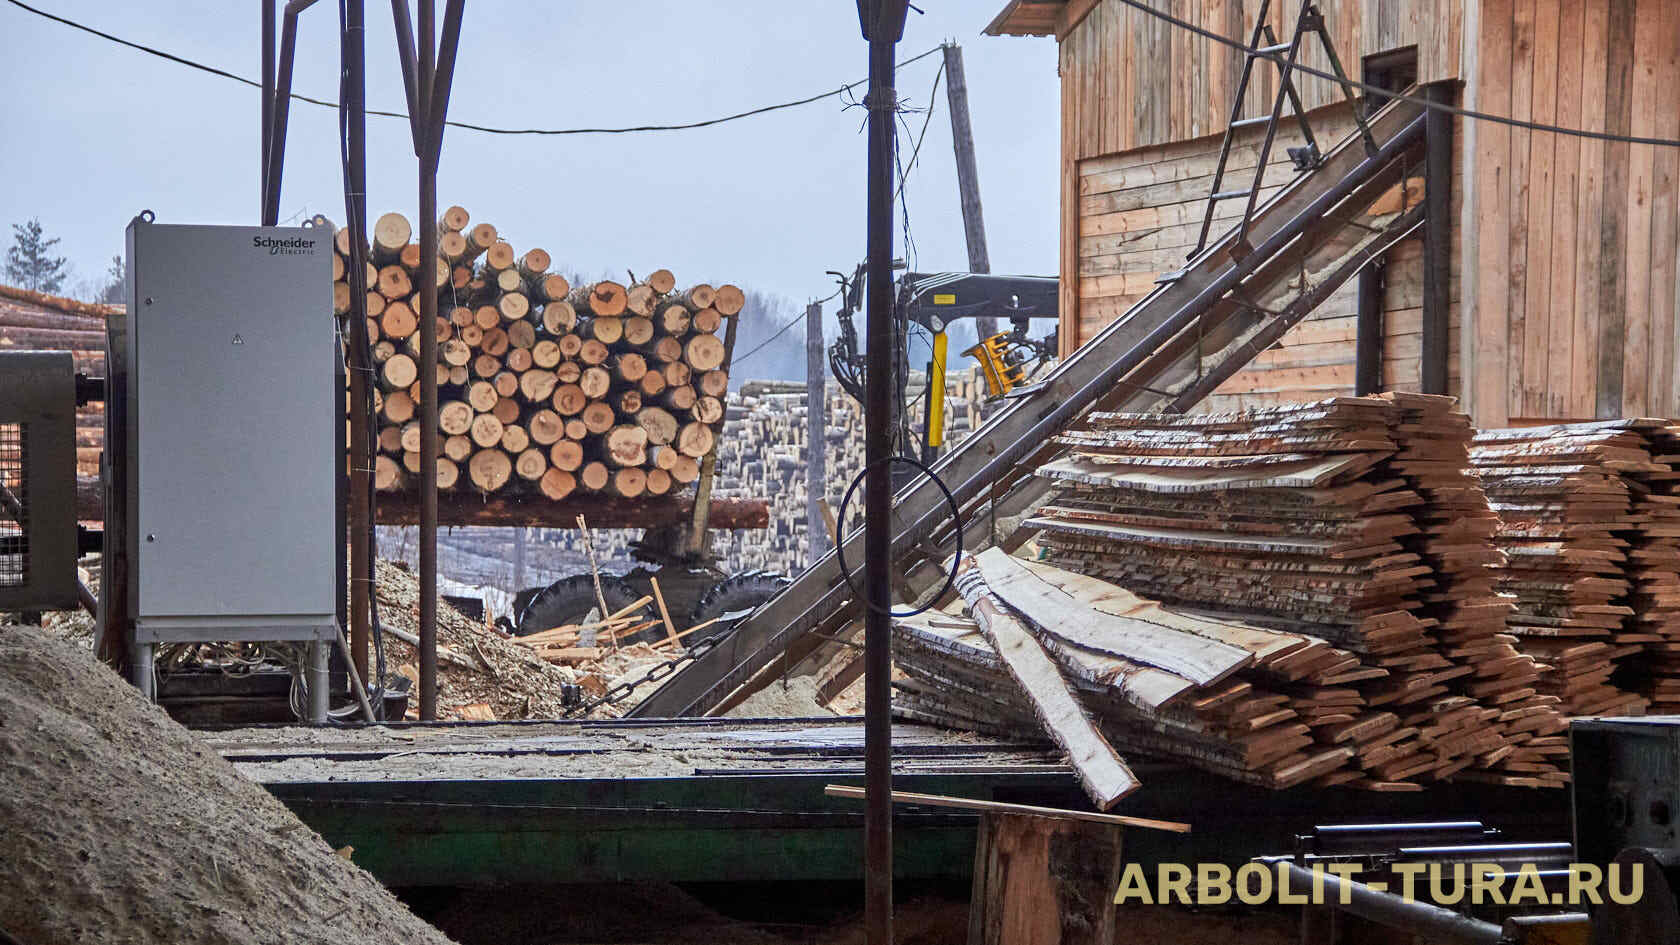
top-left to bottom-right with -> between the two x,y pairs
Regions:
942,43 -> 995,341
392,0 -> 464,720
1420,83 -> 1454,395
1354,259 -> 1385,395
308,640 -> 330,722
860,3 -> 910,942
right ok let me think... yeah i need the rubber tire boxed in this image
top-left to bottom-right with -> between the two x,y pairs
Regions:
516,573 -> 641,637
687,570 -> 792,631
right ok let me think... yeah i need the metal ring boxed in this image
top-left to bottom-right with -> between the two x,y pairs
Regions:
834,454 -> 963,619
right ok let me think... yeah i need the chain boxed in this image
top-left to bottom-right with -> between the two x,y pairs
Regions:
561,632 -> 729,717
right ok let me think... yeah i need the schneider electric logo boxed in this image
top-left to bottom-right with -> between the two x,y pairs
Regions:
253,235 -> 317,256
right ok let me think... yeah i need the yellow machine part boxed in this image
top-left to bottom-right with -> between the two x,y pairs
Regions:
964,332 -> 1027,399
927,330 -> 948,448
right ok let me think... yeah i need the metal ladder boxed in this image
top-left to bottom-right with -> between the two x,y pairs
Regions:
1182,0 -> 1377,265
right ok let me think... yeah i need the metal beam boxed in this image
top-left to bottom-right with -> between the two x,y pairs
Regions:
1420,82 -> 1454,395
631,94 -> 1428,720
1355,258 -> 1386,395
942,43 -> 996,341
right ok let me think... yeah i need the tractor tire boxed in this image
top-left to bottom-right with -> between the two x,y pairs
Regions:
688,570 -> 792,634
516,573 -> 641,637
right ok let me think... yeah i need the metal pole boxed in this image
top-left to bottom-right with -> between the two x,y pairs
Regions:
414,0 -> 439,720
1278,863 -> 1503,945
345,0 -> 372,681
261,0 -> 275,216
1354,259 -> 1384,395
861,4 -> 908,941
942,43 -> 996,341
1420,82 -> 1453,395
805,301 -> 829,565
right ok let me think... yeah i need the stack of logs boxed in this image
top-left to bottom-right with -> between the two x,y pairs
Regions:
334,207 -> 739,501
1470,420 -> 1666,718
898,395 -> 1577,793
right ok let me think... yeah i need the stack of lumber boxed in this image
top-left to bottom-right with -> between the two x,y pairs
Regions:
893,396 -> 1572,790
896,550 -> 1367,792
1629,425 -> 1680,710
1030,398 -> 1435,654
1470,421 -> 1662,718
1376,394 -> 1566,786
334,207 -> 738,501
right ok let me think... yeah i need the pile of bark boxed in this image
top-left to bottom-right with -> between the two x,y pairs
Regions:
1470,420 -> 1668,717
899,395 -> 1576,795
336,207 -> 738,501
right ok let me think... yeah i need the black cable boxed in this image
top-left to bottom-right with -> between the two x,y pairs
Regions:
833,455 -> 962,619
1106,0 -> 1680,147
2,0 -> 944,138
732,286 -> 843,368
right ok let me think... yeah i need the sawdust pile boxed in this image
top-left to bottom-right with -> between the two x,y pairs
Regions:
0,624 -> 458,945
373,560 -> 673,719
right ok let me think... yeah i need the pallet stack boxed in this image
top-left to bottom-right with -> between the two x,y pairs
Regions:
334,208 -> 739,502
1470,421 -> 1661,718
889,396 -> 1575,790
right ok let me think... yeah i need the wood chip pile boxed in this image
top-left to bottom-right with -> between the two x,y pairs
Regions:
1470,419 -> 1672,717
897,395 -> 1584,796
336,207 -> 738,501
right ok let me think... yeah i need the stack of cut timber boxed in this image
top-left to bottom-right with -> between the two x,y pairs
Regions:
1031,399 -> 1434,654
1630,425 -> 1680,710
1375,393 -> 1564,787
335,207 -> 739,500
982,397 -> 1569,788
896,551 -> 1369,792
1470,421 -> 1662,718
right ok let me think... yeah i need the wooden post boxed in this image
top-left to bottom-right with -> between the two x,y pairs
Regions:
685,278 -> 744,556
967,813 -> 1123,945
805,300 -> 829,565
944,42 -> 996,342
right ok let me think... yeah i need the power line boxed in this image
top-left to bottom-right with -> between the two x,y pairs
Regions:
2,0 -> 942,137
1109,0 -> 1680,148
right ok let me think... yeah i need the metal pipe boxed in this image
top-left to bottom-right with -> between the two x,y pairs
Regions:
388,0 -> 423,153
344,0 -> 372,682
261,0 -> 275,213
862,5 -> 908,941
262,0 -> 322,225
1420,82 -> 1454,395
941,43 -> 995,341
414,0 -> 439,720
1279,863 -> 1503,945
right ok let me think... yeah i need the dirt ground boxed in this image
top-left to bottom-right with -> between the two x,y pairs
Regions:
0,624 -> 457,945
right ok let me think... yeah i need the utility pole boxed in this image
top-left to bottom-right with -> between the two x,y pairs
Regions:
943,42 -> 996,341
860,5 -> 910,942
805,301 -> 828,565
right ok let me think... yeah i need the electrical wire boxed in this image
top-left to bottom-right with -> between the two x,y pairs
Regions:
2,0 -> 944,138
1107,0 -> 1680,147
731,285 -> 844,368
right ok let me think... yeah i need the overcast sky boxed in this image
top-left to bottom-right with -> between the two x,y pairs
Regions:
1,2 -> 1060,305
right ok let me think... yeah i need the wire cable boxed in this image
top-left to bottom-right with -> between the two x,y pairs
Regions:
731,286 -> 844,368
1106,0 -> 1680,147
2,0 -> 944,138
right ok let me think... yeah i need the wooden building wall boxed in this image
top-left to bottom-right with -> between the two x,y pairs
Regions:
1462,0 -> 1680,423
1073,101 -> 1463,411
1039,0 -> 1680,425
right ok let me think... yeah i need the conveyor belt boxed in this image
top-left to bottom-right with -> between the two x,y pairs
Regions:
634,90 -> 1431,718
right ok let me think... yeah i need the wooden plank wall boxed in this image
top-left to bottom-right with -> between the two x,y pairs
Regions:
1464,0 -> 1680,424
1058,0 -> 1454,161
1056,0 -> 1460,364
1073,101 -> 1463,410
